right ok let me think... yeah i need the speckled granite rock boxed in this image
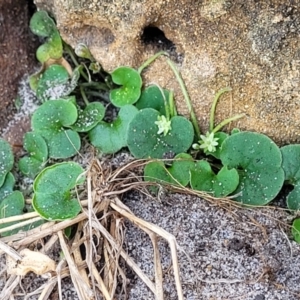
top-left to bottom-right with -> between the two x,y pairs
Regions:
34,0 -> 300,144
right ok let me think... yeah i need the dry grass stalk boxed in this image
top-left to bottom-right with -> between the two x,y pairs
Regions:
2,157 -> 280,299
0,274 -> 19,300
0,157 -> 183,299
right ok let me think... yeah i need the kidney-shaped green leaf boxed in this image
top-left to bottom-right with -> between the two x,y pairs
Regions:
135,85 -> 168,115
32,162 -> 84,220
18,132 -> 48,179
89,105 -> 138,154
23,132 -> 48,162
0,173 -> 15,201
144,153 -> 194,187
190,160 -> 239,197
32,100 -> 80,158
36,65 -> 70,101
292,218 -> 300,243
30,11 -> 63,63
0,191 -> 25,237
127,108 -> 194,158
281,145 -> 300,210
71,102 -> 105,132
29,10 -> 57,37
0,138 -> 14,187
110,67 -> 142,107
220,131 -> 284,205
36,31 -> 63,63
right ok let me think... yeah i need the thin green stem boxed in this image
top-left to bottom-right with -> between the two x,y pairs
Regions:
80,86 -> 89,106
64,44 -> 90,82
64,44 -> 79,67
82,63 -> 91,82
209,87 -> 232,132
138,51 -> 169,74
154,83 -> 170,119
212,114 -> 245,133
80,82 -> 110,91
85,91 -> 110,102
166,59 -> 201,139
169,90 -> 177,117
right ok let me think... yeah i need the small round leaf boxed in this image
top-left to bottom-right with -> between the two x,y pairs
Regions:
281,145 -> 300,210
190,161 -> 239,197
127,108 -> 194,158
71,102 -> 105,132
220,131 -> 284,205
89,105 -> 138,154
36,65 -> 70,101
29,11 -> 57,37
0,173 -> 15,201
144,153 -> 194,187
32,100 -> 80,158
0,138 -> 14,187
36,31 -> 63,63
33,162 -> 84,220
135,85 -> 168,114
23,132 -> 48,162
110,67 -> 142,107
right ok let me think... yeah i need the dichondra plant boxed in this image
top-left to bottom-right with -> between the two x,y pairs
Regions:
1,10 -> 300,247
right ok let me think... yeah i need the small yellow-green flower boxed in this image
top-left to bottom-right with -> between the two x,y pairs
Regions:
155,115 -> 172,136
192,131 -> 219,153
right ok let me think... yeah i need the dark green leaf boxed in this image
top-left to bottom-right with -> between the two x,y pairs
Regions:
32,100 -> 80,158
33,162 -> 84,220
89,105 -> 138,154
71,102 -> 105,132
220,131 -> 284,205
0,138 -> 14,187
36,65 -> 70,101
190,161 -> 239,197
144,153 -> 194,187
110,67 -> 142,107
281,145 -> 300,210
127,108 -> 194,158
0,191 -> 25,236
135,85 -> 168,114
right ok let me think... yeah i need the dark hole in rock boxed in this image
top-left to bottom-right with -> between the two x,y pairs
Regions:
141,26 -> 174,49
141,25 -> 183,63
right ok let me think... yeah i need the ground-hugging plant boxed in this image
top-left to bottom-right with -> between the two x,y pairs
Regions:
1,10 -> 300,245
32,162 -> 84,220
220,131 -> 285,204
89,105 -> 138,154
18,132 -> 48,178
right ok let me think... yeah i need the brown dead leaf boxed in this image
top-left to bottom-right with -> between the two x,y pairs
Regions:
6,248 -> 56,276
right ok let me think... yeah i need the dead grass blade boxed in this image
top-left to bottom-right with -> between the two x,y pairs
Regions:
57,230 -> 94,300
2,157 -> 291,299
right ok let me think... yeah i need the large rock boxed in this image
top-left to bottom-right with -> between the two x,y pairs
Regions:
34,0 -> 300,144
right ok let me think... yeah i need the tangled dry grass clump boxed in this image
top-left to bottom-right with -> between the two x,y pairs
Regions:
0,158 -> 188,300
0,156 -> 297,300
